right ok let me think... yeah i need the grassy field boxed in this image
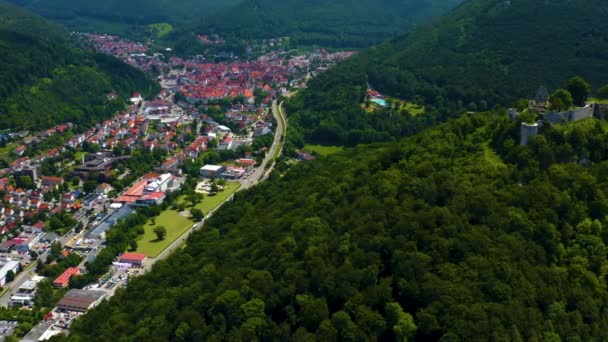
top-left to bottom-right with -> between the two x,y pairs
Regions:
589,97 -> 608,105
363,97 -> 426,116
136,182 -> 241,257
386,97 -> 426,116
0,142 -> 17,163
135,208 -> 192,257
147,23 -> 173,38
272,103 -> 287,161
402,102 -> 426,116
197,182 -> 240,212
304,144 -> 344,156
75,152 -> 87,164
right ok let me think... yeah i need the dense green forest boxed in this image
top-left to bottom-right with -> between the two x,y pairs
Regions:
362,0 -> 608,106
0,1 -> 159,130
284,61 -> 467,148
195,0 -> 461,48
63,112 -> 608,340
285,0 -> 608,147
0,1 -> 73,99
6,0 -> 240,34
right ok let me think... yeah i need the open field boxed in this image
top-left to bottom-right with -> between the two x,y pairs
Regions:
304,144 -> 344,156
192,182 -> 241,213
136,209 -> 191,257
363,97 -> 426,116
401,101 -> 426,116
272,102 -> 287,161
0,142 -> 18,163
136,182 -> 240,257
589,97 -> 608,105
386,97 -> 426,116
74,152 -> 87,163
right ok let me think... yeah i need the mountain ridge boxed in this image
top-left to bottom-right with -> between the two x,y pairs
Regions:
0,0 -> 159,130
196,0 -> 463,48
284,0 -> 608,148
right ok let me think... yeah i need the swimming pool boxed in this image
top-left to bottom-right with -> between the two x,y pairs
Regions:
371,98 -> 387,107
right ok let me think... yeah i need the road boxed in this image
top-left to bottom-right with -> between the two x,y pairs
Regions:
241,99 -> 286,189
0,263 -> 36,307
148,98 -> 287,265
0,225 -> 86,307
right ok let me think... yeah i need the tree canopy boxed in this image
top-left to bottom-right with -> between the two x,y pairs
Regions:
0,0 -> 159,131
568,76 -> 592,106
6,0 -> 240,33
64,113 -> 608,340
195,0 -> 462,48
549,89 -> 573,111
283,0 -> 608,148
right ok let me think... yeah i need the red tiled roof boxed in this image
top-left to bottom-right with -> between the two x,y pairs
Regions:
141,192 -> 165,201
120,253 -> 146,262
53,267 -> 80,286
123,180 -> 148,197
115,195 -> 139,203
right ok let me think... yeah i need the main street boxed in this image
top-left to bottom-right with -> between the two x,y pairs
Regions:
148,97 -> 288,267
241,98 -> 286,189
0,225 -> 84,307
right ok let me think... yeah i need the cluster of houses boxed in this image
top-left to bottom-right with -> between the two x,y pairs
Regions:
66,105 -> 185,152
197,34 -> 224,45
176,61 -> 288,104
0,32 -> 358,241
82,33 -> 354,106
80,33 -> 148,57
0,174 -> 78,234
12,124 -> 72,157
0,102 -> 187,238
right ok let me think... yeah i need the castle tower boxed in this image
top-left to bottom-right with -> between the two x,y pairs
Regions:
520,122 -> 539,146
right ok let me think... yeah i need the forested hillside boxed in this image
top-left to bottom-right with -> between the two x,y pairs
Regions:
7,0 -> 240,33
64,112 -> 608,340
285,0 -> 608,146
0,1 -> 159,130
197,0 -> 462,48
0,1 -> 72,99
364,0 -> 608,106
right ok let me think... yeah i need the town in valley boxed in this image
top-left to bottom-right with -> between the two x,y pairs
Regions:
0,32 -> 353,340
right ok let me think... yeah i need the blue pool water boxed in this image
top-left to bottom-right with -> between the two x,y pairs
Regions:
371,98 -> 387,107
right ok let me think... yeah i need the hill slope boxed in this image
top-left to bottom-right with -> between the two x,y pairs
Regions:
6,0 -> 240,33
0,1 -> 159,130
65,113 -> 608,340
285,0 -> 608,147
365,0 -> 608,106
197,0 -> 463,48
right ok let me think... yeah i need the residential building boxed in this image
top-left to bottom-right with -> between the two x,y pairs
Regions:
42,176 -> 64,187
53,267 -> 80,288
